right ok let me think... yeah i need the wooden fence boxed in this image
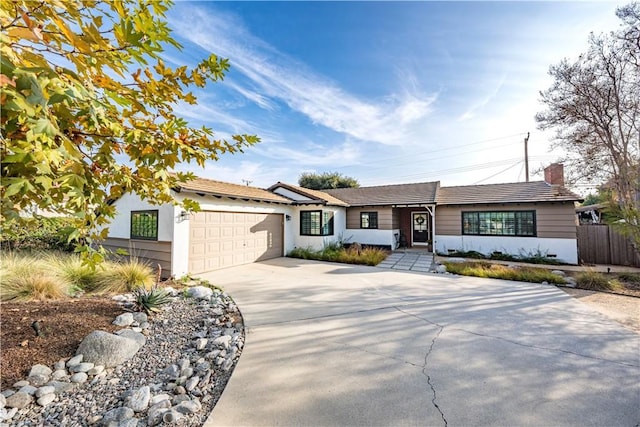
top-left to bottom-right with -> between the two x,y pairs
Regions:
577,224 -> 640,267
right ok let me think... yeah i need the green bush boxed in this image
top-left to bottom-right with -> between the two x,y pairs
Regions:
443,261 -> 566,284
0,252 -> 74,301
93,258 -> 155,294
43,252 -> 99,291
288,244 -> 388,266
0,217 -> 76,252
575,271 -> 620,291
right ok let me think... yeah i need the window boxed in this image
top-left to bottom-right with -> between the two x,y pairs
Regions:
462,211 -> 535,237
131,210 -> 159,240
360,212 -> 378,229
300,210 -> 334,236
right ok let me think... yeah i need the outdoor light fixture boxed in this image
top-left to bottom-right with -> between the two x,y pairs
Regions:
178,210 -> 190,222
285,215 -> 291,221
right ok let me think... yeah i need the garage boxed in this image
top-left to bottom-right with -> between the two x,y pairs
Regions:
188,211 -> 284,273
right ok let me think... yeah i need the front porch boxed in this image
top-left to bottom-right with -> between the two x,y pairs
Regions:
394,206 -> 435,251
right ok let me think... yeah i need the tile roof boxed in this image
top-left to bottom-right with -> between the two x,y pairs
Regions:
436,181 -> 582,205
324,182 -> 440,206
268,182 -> 349,206
176,176 -> 292,204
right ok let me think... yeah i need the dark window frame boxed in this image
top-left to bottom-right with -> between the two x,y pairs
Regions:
360,211 -> 379,229
130,210 -> 159,240
300,210 -> 334,236
461,210 -> 536,237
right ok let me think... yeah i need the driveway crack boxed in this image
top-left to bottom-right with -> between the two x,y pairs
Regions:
422,325 -> 447,427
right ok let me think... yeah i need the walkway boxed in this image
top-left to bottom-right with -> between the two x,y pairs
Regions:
377,249 -> 434,272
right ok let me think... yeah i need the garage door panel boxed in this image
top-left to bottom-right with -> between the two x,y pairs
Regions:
189,211 -> 283,274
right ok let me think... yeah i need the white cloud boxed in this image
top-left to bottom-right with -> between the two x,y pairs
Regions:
169,7 -> 437,146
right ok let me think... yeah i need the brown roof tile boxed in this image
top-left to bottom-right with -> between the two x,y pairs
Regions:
268,182 -> 349,206
324,182 -> 439,206
176,176 -> 292,204
436,181 -> 582,205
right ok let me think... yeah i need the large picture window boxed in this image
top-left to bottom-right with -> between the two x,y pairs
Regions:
462,211 -> 535,237
300,210 -> 334,236
131,210 -> 159,240
360,212 -> 378,229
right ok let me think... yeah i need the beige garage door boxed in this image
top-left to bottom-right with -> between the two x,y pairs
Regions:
188,211 -> 284,274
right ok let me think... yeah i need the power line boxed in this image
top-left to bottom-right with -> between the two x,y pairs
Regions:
474,161 -> 523,184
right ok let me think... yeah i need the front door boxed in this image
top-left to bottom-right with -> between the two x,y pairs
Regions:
412,212 -> 430,245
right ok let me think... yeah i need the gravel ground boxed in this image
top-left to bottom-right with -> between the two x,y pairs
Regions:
4,295 -> 243,426
561,288 -> 640,333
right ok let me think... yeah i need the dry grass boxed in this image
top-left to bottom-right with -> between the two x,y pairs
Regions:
0,253 -> 73,301
443,261 -> 567,284
93,258 -> 155,294
288,245 -> 388,266
575,271 -> 622,292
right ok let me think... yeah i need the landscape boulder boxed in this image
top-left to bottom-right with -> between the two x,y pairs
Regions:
185,286 -> 213,300
76,331 -> 141,368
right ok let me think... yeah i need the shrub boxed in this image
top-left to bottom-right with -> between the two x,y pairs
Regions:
443,261 -> 566,284
94,258 -> 155,294
133,285 -> 172,314
0,217 -> 76,252
0,253 -> 73,301
42,252 -> 99,291
288,245 -> 388,266
575,271 -> 620,291
617,272 -> 640,285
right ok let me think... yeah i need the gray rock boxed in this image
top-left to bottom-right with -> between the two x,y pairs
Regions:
88,365 -> 105,376
5,392 -> 33,409
70,372 -> 88,383
162,364 -> 180,380
13,380 -> 29,388
35,386 -> 55,398
149,394 -> 171,407
212,335 -> 232,349
139,322 -> 150,330
115,329 -> 146,348
551,269 -> 566,277
185,286 -> 213,300
3,407 -> 18,420
435,265 -> 448,273
180,367 -> 194,378
70,362 -> 95,373
127,386 -> 151,412
76,331 -> 141,368
18,385 -> 37,395
101,407 -> 134,426
195,361 -> 211,373
171,395 -> 190,405
0,393 -> 5,409
132,312 -> 148,323
27,373 -> 50,387
1,390 -> 15,398
47,381 -> 77,394
185,376 -> 200,391
177,359 -> 190,370
67,354 -> 83,367
174,386 -> 186,395
113,312 -> 134,326
118,417 -> 140,427
195,338 -> 208,350
29,364 -> 52,377
52,369 -> 69,380
175,399 -> 201,415
565,282 -> 577,288
36,393 -> 56,406
162,410 -> 183,423
54,360 -> 66,370
147,403 -> 170,426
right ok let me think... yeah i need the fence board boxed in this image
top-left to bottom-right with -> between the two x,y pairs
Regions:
577,225 -> 640,267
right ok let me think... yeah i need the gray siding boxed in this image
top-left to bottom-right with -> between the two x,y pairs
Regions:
101,237 -> 172,278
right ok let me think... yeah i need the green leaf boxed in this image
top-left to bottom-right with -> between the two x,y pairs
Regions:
33,118 -> 58,137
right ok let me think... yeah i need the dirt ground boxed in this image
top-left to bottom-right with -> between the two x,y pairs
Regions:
0,297 -> 122,390
560,288 -> 640,333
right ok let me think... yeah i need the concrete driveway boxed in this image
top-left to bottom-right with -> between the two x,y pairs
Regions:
203,258 -> 639,427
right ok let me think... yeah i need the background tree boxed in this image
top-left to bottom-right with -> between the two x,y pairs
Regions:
536,2 -> 639,246
0,1 -> 258,258
298,172 -> 360,190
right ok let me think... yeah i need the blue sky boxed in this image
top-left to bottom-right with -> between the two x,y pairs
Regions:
163,1 -> 625,191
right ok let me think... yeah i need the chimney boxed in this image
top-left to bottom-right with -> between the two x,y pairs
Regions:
544,163 -> 564,186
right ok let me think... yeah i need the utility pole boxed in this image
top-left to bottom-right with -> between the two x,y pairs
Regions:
524,132 -> 530,182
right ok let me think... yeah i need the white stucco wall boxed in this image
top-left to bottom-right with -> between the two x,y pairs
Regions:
271,187 -> 313,201
435,235 -> 578,264
290,206 -> 347,251
344,229 -> 398,248
108,193 -> 176,242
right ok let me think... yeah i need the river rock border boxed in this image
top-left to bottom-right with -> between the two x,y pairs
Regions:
0,285 -> 244,426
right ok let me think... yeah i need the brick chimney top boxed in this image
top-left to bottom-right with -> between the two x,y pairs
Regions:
544,163 -> 564,186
